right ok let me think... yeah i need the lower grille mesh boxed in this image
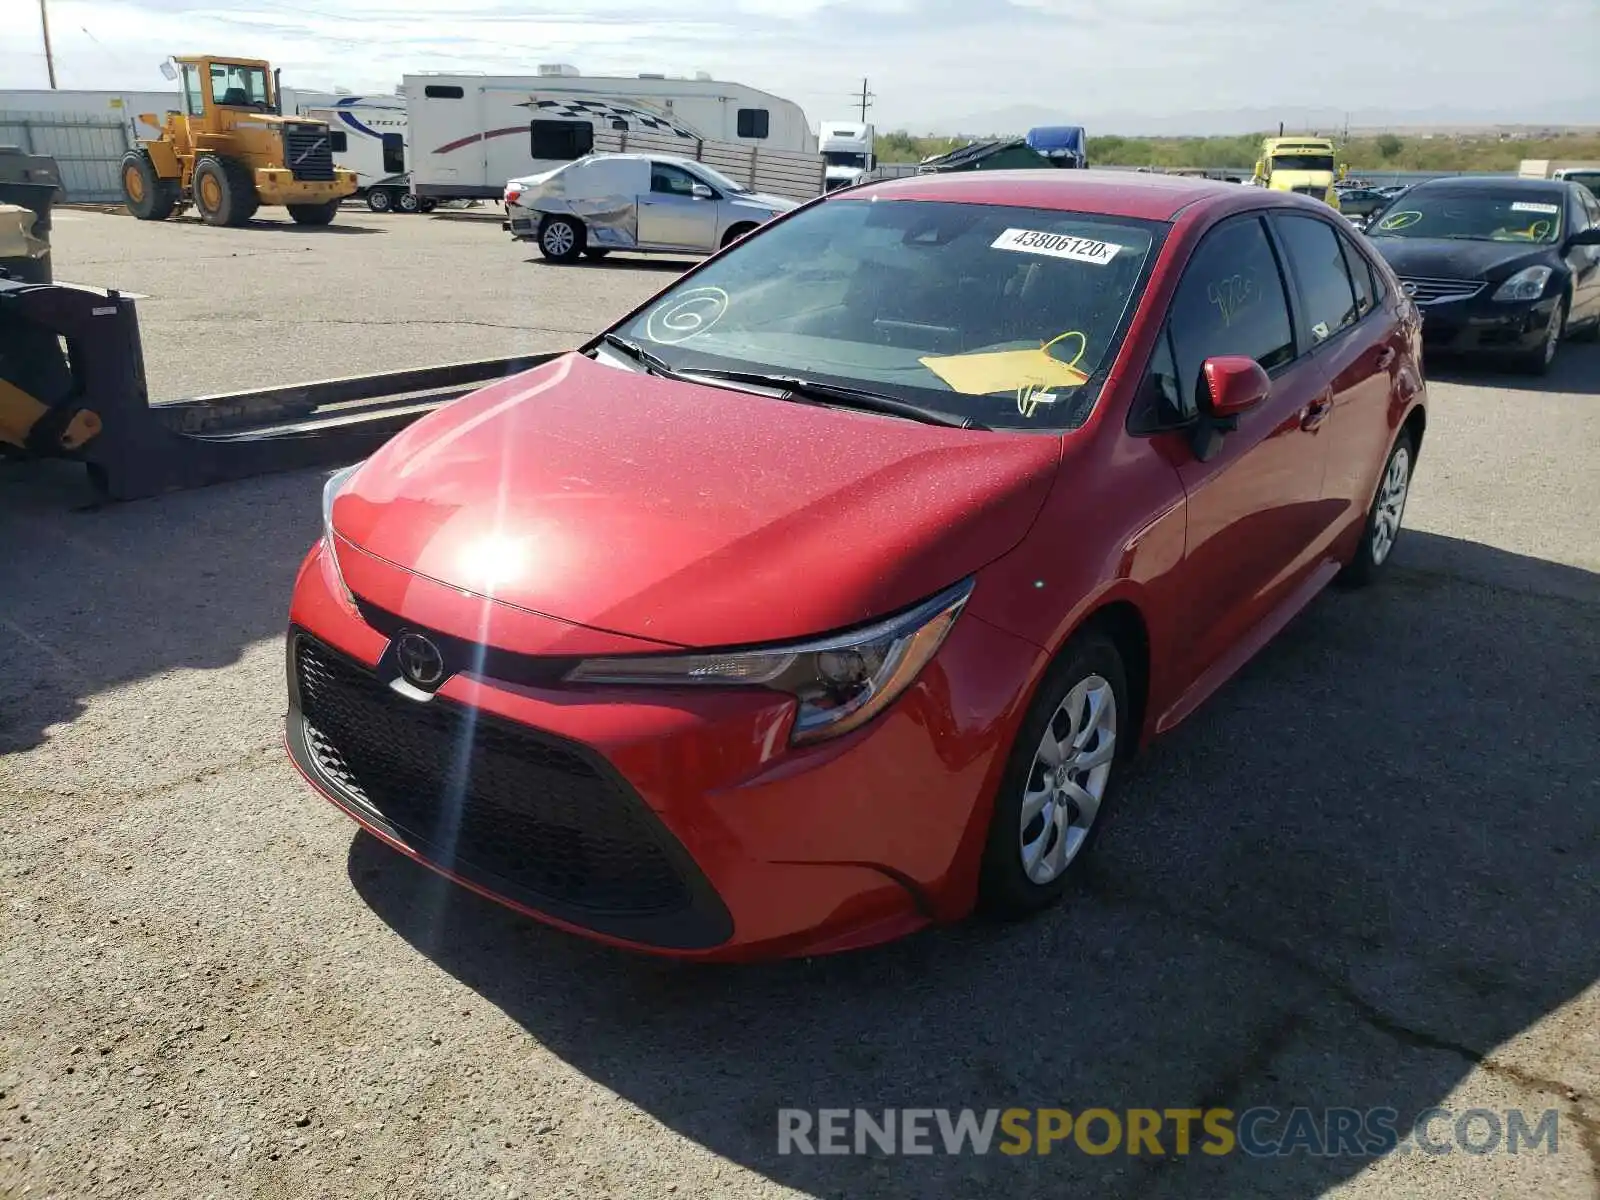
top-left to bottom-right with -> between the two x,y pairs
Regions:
294,635 -> 692,916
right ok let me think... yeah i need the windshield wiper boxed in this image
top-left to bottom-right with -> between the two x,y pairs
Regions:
597,332 -> 686,380
677,368 -> 988,430
597,336 -> 986,430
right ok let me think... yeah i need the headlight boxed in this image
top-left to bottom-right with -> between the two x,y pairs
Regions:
321,462 -> 363,606
1492,265 -> 1552,302
564,578 -> 975,745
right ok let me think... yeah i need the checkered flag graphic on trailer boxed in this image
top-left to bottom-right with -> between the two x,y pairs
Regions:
517,97 -> 702,140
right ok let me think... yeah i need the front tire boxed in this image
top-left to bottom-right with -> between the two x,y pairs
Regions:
538,215 -> 585,262
1515,295 -> 1566,377
721,222 -> 758,248
287,201 -> 340,226
978,631 -> 1127,918
1338,429 -> 1414,588
192,155 -> 258,227
120,151 -> 177,221
397,191 -> 421,214
366,188 -> 394,213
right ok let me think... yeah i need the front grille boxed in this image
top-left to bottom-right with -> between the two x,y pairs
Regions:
283,123 -> 335,181
292,634 -> 693,917
1398,276 -> 1486,305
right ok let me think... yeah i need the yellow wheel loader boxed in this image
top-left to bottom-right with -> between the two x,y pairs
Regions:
121,55 -> 357,227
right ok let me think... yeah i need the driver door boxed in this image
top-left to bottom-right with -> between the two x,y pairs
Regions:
1150,213 -> 1335,708
637,163 -> 717,252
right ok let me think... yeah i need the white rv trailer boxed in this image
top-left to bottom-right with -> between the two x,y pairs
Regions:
406,67 -> 818,202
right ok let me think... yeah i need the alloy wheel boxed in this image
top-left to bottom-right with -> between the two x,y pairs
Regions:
543,222 -> 575,256
1543,301 -> 1564,365
1371,445 -> 1411,566
1020,674 -> 1117,885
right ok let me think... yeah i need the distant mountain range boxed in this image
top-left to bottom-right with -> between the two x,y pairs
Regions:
924,101 -> 1600,139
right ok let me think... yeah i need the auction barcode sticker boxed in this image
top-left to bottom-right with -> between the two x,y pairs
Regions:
1511,202 -> 1559,214
992,228 -> 1122,265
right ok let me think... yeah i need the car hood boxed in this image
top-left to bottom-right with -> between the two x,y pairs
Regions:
1367,236 -> 1554,281
332,353 -> 1061,648
730,191 -> 798,214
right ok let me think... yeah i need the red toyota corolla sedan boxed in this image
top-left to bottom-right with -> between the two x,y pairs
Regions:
285,170 -> 1427,961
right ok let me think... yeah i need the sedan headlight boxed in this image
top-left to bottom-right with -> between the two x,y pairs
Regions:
564,578 -> 975,744
1492,265 -> 1552,302
321,462 -> 363,606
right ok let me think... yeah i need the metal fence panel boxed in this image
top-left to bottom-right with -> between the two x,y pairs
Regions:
0,111 -> 131,203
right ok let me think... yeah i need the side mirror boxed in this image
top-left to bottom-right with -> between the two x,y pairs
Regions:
1253,159 -> 1265,178
690,183 -> 714,200
1564,228 -> 1600,249
1339,164 -> 1349,180
1187,357 -> 1270,462
1203,356 -> 1271,418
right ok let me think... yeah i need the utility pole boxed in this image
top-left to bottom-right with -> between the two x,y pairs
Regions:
852,78 -> 874,123
39,0 -> 58,88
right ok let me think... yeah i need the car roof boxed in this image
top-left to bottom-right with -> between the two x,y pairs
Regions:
1404,174 -> 1568,195
847,168 -> 1284,222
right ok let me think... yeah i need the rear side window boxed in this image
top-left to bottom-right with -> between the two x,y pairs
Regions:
1165,215 -> 1296,415
424,85 -> 464,100
1273,214 -> 1359,345
530,119 -> 593,161
1336,229 -> 1375,318
737,108 -> 770,139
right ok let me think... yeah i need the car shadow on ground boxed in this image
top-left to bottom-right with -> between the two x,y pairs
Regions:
349,530 -> 1600,1199
0,459 -> 327,754
1426,339 -> 1600,395
524,255 -> 696,273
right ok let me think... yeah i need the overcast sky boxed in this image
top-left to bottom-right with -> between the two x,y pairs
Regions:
4,0 -> 1597,132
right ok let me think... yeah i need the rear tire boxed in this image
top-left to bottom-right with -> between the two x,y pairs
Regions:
287,201 -> 340,226
538,215 -> 584,262
120,151 -> 177,221
192,155 -> 258,227
978,630 -> 1128,919
366,188 -> 393,213
1337,429 -> 1414,588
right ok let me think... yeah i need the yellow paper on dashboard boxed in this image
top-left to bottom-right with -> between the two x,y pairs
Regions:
919,346 -> 1088,396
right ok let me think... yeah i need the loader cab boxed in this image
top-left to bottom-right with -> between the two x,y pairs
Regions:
175,57 -> 276,128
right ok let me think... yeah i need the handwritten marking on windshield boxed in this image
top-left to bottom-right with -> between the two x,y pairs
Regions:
1207,274 -> 1256,327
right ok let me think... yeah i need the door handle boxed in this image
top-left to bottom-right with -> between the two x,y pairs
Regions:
1300,395 -> 1333,431
1376,346 -> 1397,370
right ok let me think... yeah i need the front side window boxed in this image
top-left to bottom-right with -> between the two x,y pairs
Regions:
1165,215 -> 1295,416
650,163 -> 699,196
685,162 -> 749,195
1273,214 -> 1359,345
209,64 -> 270,109
1367,189 -> 1566,245
611,199 -> 1164,430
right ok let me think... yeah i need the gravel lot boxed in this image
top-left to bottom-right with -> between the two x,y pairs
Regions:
2,206 -> 1597,1200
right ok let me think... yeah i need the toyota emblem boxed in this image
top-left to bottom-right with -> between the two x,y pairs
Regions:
395,632 -> 446,688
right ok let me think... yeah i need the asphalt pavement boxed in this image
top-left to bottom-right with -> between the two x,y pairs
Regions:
1,207 -> 1596,1200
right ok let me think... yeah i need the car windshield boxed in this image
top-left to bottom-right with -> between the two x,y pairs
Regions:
1272,154 -> 1335,172
686,162 -> 750,194
608,198 -> 1164,431
1368,191 -> 1565,243
824,151 -> 868,168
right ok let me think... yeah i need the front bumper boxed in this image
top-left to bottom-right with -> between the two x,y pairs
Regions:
284,539 -> 1046,961
254,167 -> 358,206
1415,292 -> 1560,357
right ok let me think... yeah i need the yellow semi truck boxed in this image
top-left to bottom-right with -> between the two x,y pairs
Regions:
121,55 -> 357,227
1251,136 -> 1347,210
